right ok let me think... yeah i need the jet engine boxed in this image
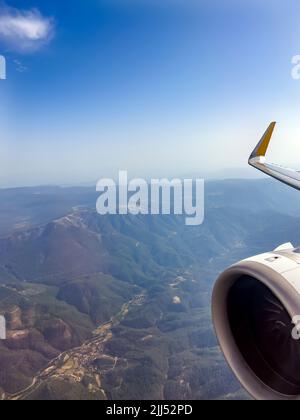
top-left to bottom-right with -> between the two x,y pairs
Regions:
212,122 -> 300,399
212,243 -> 300,400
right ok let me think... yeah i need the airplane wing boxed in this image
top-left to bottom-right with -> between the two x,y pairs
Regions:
248,122 -> 300,191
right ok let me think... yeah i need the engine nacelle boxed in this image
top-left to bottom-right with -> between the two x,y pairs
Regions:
212,243 -> 300,400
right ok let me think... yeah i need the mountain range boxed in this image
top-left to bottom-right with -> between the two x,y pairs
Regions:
0,179 -> 300,399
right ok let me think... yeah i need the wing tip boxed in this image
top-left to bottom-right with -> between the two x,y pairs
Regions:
249,121 -> 277,162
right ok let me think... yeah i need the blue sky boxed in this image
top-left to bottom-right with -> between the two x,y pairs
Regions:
1,0 -> 300,186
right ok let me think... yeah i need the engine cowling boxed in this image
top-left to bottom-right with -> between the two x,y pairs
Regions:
212,243 -> 300,400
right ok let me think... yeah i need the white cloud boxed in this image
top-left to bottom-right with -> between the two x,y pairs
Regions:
0,5 -> 54,53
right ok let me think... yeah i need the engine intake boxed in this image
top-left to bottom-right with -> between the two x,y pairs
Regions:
212,244 -> 300,400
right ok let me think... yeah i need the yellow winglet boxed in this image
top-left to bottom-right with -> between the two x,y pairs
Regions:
249,122 -> 276,160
